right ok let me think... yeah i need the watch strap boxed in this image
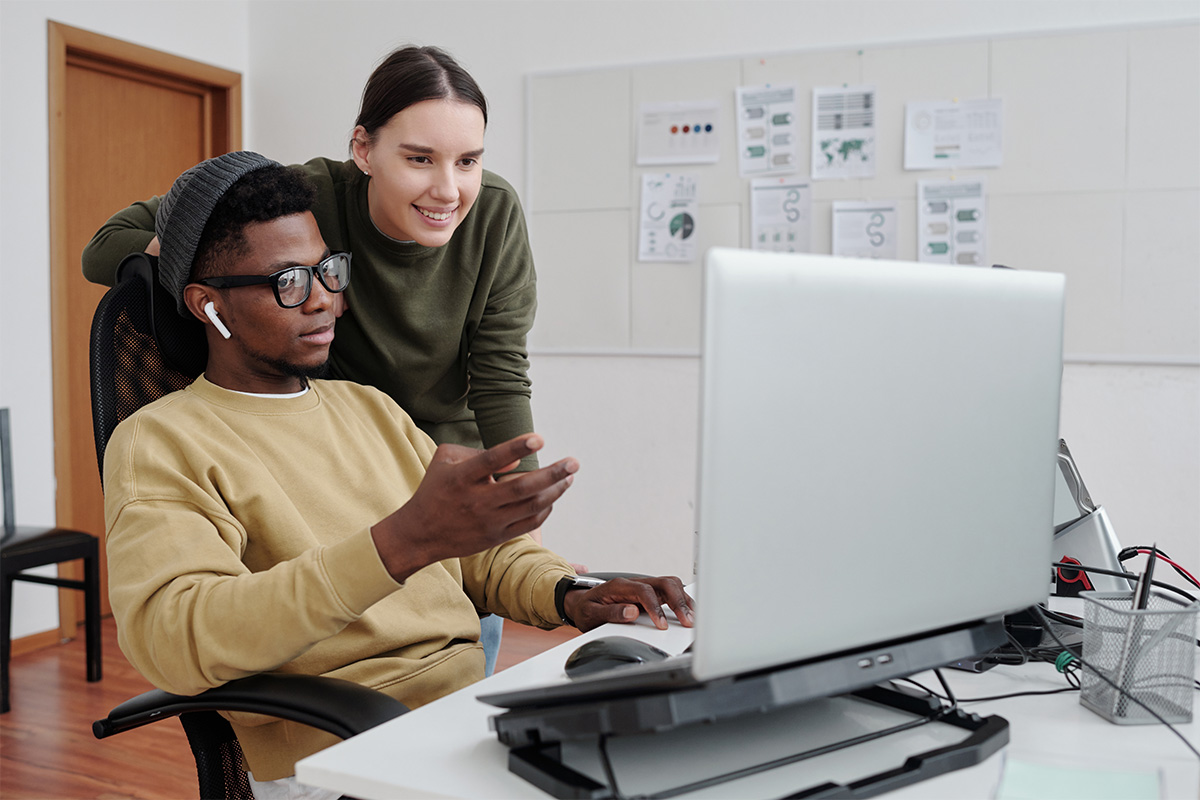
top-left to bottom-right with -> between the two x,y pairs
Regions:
554,575 -> 606,627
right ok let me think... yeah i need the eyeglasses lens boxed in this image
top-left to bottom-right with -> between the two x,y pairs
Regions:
276,268 -> 309,307
319,254 -> 350,292
275,254 -> 350,307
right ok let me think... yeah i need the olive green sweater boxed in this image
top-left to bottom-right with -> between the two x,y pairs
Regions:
82,160 -> 538,469
103,376 -> 572,780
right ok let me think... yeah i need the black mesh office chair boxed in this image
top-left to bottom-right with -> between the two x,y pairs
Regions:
0,407 -> 103,714
89,253 -> 407,799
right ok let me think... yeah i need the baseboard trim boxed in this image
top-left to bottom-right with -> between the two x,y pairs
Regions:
11,628 -> 65,657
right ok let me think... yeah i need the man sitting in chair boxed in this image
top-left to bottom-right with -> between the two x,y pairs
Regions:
102,151 -> 693,794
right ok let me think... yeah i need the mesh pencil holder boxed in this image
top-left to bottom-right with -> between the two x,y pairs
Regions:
1079,590 -> 1199,725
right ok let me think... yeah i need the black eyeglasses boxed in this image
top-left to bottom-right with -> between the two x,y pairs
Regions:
196,252 -> 352,308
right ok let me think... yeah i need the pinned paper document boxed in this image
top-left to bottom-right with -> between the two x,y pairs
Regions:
736,84 -> 799,177
638,173 -> 699,262
917,178 -> 987,266
750,177 -> 811,253
832,200 -> 896,259
812,86 -> 876,180
905,98 -> 1003,170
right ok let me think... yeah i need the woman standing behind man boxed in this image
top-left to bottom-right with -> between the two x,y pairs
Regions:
82,45 -> 578,675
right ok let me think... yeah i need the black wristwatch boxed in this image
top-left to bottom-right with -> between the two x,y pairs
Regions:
554,575 -> 606,627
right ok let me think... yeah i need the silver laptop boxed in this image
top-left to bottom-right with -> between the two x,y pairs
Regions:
481,248 -> 1065,710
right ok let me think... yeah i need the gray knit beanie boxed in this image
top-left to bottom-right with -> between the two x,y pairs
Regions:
156,150 -> 280,316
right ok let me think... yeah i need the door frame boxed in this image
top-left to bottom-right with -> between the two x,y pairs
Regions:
46,21 -> 242,639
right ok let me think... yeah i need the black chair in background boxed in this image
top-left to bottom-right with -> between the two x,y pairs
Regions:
0,406 -> 103,714
89,253 -> 406,799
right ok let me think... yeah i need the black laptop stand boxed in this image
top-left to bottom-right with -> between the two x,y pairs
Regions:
491,682 -> 1008,799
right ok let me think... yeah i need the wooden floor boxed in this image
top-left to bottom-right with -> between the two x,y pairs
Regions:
0,617 -> 580,799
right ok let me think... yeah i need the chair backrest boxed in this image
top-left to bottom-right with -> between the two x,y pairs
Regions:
1,407 -> 15,541
88,254 -> 246,797
89,253 -> 207,482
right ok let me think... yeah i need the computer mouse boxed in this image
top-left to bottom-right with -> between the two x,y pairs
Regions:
563,636 -> 671,679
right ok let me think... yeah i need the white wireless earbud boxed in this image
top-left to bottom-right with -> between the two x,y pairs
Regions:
203,301 -> 232,340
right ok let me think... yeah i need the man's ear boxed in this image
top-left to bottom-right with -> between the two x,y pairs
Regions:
183,284 -> 218,326
350,126 -> 372,175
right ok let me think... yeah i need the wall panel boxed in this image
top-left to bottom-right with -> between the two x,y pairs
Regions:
527,23 -> 1200,362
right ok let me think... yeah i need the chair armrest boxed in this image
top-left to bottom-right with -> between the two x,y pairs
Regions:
93,673 -> 407,741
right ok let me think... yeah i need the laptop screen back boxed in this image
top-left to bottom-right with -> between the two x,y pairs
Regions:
692,250 -> 1065,682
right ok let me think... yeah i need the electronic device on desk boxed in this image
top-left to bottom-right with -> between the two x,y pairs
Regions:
952,440 -> 1132,673
948,608 -> 1084,673
481,249 -> 1067,800
1051,439 -> 1135,596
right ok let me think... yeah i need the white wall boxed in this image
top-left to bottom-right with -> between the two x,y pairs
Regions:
0,0 -> 251,638
247,0 -> 1200,200
3,0 -> 1197,638
248,1 -> 1199,584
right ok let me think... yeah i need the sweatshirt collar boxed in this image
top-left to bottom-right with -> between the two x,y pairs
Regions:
188,374 -> 322,414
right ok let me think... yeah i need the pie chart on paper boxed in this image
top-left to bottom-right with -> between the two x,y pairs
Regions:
669,213 -> 695,239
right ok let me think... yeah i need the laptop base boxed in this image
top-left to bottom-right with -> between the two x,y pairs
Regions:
485,620 -> 1006,739
503,683 -> 1008,799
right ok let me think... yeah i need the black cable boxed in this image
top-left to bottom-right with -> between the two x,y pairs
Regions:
1052,561 -> 1196,603
1056,563 -> 1195,652
896,676 -> 1079,704
1039,607 -> 1084,628
974,608 -> 1081,669
933,668 -> 958,711
1031,605 -> 1199,761
1118,547 -> 1200,590
1000,629 -> 1032,665
967,687 -> 1079,702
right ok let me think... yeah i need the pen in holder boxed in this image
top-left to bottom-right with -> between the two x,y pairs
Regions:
1079,590 -> 1199,725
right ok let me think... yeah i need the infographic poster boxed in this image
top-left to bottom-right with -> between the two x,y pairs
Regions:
736,84 -> 799,177
636,100 -> 721,166
812,86 -> 877,180
918,178 -> 987,266
750,177 -> 812,253
905,99 -> 1003,170
832,200 -> 897,259
638,173 -> 699,262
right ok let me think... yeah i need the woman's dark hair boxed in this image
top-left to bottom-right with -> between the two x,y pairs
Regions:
353,45 -> 488,149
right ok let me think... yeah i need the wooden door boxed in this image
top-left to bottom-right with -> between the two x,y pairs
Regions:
47,22 -> 241,637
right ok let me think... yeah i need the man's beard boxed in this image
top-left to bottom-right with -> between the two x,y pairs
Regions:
278,358 -> 331,381
249,349 -> 332,383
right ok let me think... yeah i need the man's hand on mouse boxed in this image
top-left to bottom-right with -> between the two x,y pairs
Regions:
562,576 -> 694,632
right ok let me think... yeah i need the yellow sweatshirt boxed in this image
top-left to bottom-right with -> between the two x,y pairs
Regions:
103,375 -> 572,779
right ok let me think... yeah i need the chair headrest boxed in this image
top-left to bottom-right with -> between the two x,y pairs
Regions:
114,253 -> 207,378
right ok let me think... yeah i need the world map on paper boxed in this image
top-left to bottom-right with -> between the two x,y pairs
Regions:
820,137 -> 872,166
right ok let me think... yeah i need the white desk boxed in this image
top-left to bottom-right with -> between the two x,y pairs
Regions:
297,612 -> 1198,799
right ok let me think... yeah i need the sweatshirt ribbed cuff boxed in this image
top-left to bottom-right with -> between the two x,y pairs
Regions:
318,526 -> 404,617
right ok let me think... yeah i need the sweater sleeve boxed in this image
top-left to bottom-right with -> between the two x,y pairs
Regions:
104,417 -> 401,697
466,185 -> 538,470
81,198 -> 161,286
458,536 -> 573,629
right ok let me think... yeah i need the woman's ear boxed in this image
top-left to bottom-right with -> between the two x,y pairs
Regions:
350,126 -> 372,175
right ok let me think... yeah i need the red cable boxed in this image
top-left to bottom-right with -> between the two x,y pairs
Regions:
1136,548 -> 1200,589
